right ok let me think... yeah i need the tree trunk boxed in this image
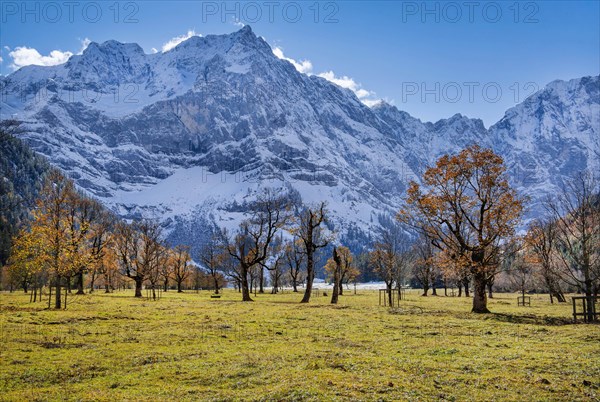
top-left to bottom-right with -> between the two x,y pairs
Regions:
584,280 -> 596,322
76,270 -> 85,295
259,267 -> 264,293
89,272 -> 96,294
463,278 -> 470,297
432,282 -> 437,296
213,276 -> 220,294
134,277 -> 143,298
487,281 -> 493,299
457,283 -> 462,297
177,280 -> 183,293
241,264 -> 253,301
331,248 -> 341,304
422,283 -> 429,296
164,278 -> 168,292
330,277 -> 339,304
301,252 -> 315,303
338,281 -> 343,296
292,277 -> 298,292
104,271 -> 111,293
54,277 -> 62,309
471,272 -> 489,313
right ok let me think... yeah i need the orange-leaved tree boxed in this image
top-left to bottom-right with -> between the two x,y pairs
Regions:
400,145 -> 524,313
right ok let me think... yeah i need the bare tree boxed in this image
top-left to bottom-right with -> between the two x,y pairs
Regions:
268,246 -> 285,294
296,202 -> 330,303
370,223 -> 410,304
225,191 -> 291,301
504,238 -> 534,300
412,238 -> 437,296
330,247 -> 342,304
199,232 -> 225,294
370,244 -> 397,304
546,171 -> 600,321
284,238 -> 305,292
526,219 -> 566,303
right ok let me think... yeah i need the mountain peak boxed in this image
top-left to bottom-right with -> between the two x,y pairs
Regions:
81,40 -> 145,58
237,25 -> 253,35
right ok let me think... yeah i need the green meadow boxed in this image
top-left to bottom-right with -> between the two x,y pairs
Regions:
1,289 -> 598,401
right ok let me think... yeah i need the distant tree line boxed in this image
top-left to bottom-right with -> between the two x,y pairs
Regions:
1,122 -> 598,317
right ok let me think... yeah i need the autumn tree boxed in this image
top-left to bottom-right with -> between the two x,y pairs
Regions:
546,171 -> 600,320
296,202 -> 330,303
146,243 -> 167,300
100,242 -> 119,293
171,245 -> 192,292
225,190 -> 291,301
8,227 -> 45,294
31,171 -> 75,308
114,219 -> 163,298
325,245 -> 359,298
87,209 -> 113,293
401,145 -> 524,313
159,257 -> 172,292
65,195 -> 101,295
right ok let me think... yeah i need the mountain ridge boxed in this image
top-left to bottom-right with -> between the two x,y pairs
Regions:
1,27 -> 598,251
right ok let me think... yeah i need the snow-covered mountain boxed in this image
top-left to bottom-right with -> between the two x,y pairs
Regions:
489,76 -> 600,216
1,26 -> 598,248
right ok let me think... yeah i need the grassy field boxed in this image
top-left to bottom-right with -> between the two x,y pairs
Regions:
0,288 -> 598,401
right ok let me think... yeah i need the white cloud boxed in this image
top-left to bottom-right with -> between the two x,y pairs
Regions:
3,46 -> 10,51
232,18 -> 245,28
162,30 -> 201,53
77,38 -> 91,55
8,47 -> 73,70
0,56 -> 3,64
270,45 -> 380,107
272,46 -> 313,74
151,47 -> 158,54
317,70 -> 380,106
362,99 -> 384,107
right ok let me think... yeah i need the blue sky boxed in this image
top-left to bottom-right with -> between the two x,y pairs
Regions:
1,1 -> 598,126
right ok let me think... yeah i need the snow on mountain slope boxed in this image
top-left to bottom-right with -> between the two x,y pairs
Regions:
489,75 -> 600,216
1,26 -> 598,248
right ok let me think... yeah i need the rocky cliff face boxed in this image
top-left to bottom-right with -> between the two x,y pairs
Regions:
1,26 -> 598,246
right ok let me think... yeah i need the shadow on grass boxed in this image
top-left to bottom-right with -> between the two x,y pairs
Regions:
484,312 -> 574,326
